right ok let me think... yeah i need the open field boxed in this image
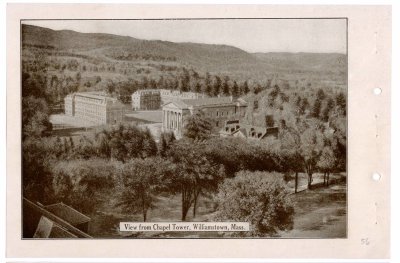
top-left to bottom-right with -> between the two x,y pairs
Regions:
279,179 -> 347,238
87,173 -> 346,238
49,110 -> 163,138
124,110 -> 163,123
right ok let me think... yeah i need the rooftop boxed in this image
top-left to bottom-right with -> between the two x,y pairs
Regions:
221,121 -> 279,140
33,216 -> 78,238
68,91 -> 119,103
45,202 -> 91,225
182,96 -> 235,107
23,198 -> 92,238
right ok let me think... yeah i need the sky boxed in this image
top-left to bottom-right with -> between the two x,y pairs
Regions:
23,19 -> 347,54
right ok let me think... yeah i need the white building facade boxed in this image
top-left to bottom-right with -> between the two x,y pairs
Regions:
162,96 -> 247,138
64,92 -> 125,125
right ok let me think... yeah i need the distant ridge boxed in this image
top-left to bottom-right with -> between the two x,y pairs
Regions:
22,23 -> 346,76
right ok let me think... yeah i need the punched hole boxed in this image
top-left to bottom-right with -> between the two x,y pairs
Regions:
373,88 -> 382,95
372,172 -> 381,181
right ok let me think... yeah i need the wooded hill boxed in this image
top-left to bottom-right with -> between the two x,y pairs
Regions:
22,24 -> 346,83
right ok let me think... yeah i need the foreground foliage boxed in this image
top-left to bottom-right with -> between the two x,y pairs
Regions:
214,171 -> 294,237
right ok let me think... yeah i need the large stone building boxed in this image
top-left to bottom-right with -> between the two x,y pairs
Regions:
131,89 -> 161,110
162,96 -> 247,137
159,89 -> 208,104
131,89 -> 208,110
64,92 -> 125,125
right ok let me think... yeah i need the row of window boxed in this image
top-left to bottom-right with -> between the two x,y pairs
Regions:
206,110 -> 235,117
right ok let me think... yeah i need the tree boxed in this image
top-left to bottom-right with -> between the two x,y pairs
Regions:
194,82 -> 202,94
270,129 -> 303,193
117,158 -> 172,221
142,128 -> 158,158
214,171 -> 294,237
166,140 -> 224,220
241,80 -> 250,95
22,96 -> 52,139
316,88 -> 326,101
158,131 -> 176,157
335,92 -> 346,116
23,138 -> 55,203
203,72 -> 212,96
231,81 -> 239,97
212,76 -> 221,96
183,111 -> 212,141
321,97 -> 334,122
222,76 -> 230,96
317,146 -> 336,186
52,159 -> 116,214
311,98 -> 322,118
300,127 -> 324,189
299,97 -> 309,115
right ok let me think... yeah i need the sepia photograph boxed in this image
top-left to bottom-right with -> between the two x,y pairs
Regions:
20,18 -> 348,239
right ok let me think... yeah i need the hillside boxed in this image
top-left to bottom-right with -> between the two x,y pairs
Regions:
22,24 -> 258,73
22,24 -> 346,76
253,52 -> 347,74
21,24 -> 347,105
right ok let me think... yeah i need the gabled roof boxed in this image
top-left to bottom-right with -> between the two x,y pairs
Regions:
182,96 -> 234,107
161,100 -> 190,109
23,198 -> 92,238
45,202 -> 91,225
236,98 -> 248,106
162,96 -> 246,110
33,216 -> 78,238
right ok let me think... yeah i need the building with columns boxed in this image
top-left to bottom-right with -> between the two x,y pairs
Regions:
162,96 -> 247,137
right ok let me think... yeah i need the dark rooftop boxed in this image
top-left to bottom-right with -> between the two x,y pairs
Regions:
45,202 -> 91,226
182,96 -> 234,107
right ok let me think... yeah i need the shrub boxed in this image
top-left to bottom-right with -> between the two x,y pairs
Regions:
214,171 -> 294,237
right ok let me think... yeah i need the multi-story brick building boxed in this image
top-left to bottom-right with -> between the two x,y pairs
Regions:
131,89 -> 161,110
131,89 -> 208,110
64,92 -> 125,125
162,96 -> 247,137
159,89 -> 208,104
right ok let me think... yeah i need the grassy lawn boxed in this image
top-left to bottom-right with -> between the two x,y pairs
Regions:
87,173 -> 347,238
279,180 -> 347,238
124,110 -> 163,123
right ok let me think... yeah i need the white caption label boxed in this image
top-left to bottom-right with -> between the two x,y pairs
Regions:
119,222 -> 250,232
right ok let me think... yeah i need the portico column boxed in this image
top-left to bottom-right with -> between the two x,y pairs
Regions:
174,112 -> 177,130
163,110 -> 166,129
165,110 -> 168,129
167,111 -> 170,129
178,113 -> 181,132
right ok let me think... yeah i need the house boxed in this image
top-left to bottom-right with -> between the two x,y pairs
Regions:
23,198 -> 92,238
220,120 -> 279,140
